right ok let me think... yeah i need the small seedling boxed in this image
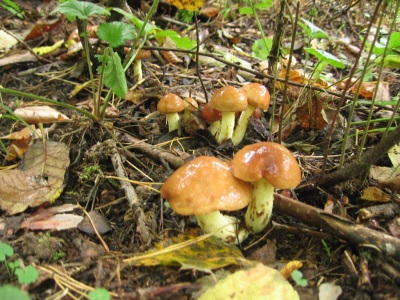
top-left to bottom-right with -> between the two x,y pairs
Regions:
0,285 -> 30,300
291,270 -> 308,287
321,239 -> 331,256
0,242 -> 39,284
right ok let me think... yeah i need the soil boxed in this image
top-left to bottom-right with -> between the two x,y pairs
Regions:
0,0 -> 400,299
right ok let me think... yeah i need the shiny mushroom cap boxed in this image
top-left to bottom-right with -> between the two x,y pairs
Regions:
210,86 -> 248,112
202,102 -> 222,123
157,93 -> 185,114
184,97 -> 199,112
160,156 -> 253,216
240,83 -> 271,110
231,142 -> 301,189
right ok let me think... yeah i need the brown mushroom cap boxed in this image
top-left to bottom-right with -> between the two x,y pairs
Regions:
231,142 -> 301,189
240,83 -> 270,110
157,93 -> 185,114
184,97 -> 199,112
210,86 -> 248,112
202,102 -> 222,123
160,156 -> 253,216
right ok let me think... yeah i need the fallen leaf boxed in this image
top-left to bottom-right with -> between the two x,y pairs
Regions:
0,141 -> 70,215
14,106 -> 70,124
123,234 -> 246,272
318,282 -> 342,300
280,260 -> 303,279
296,98 -> 327,129
77,210 -> 112,235
360,187 -> 391,202
198,263 -> 299,300
24,18 -> 64,41
166,0 -> 204,11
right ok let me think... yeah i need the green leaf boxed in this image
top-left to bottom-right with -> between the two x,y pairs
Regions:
51,0 -> 110,21
154,30 -> 196,49
97,22 -> 136,48
15,265 -> 39,284
0,285 -> 31,300
254,0 -> 272,10
1,0 -> 23,19
299,18 -> 330,39
239,7 -> 254,15
111,7 -> 159,35
377,54 -> 400,68
304,48 -> 345,68
88,288 -> 111,300
97,51 -> 127,99
0,242 -> 14,261
388,32 -> 400,50
252,38 -> 272,60
291,270 -> 308,287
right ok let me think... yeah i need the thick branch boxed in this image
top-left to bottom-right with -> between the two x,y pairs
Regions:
273,193 -> 400,259
315,125 -> 400,187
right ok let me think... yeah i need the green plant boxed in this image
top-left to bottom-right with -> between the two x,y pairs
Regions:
0,285 -> 30,300
0,242 -> 39,284
290,270 -> 308,287
239,0 -> 273,59
0,0 -> 196,124
321,239 -> 331,256
1,0 -> 23,19
88,288 -> 111,300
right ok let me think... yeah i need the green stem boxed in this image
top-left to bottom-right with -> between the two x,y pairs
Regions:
0,87 -> 97,121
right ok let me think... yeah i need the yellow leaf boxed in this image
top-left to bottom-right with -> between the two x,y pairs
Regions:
360,187 -> 391,202
33,40 -> 64,55
166,0 -> 204,11
280,260 -> 303,279
123,234 -> 247,271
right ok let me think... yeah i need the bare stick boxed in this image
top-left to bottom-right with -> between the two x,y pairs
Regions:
107,139 -> 150,243
273,193 -> 400,259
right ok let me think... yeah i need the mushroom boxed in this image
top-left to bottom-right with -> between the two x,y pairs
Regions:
231,142 -> 301,233
232,83 -> 270,146
209,86 -> 247,144
132,49 -> 151,83
157,93 -> 186,135
160,156 -> 252,244
182,97 -> 199,124
201,102 -> 222,137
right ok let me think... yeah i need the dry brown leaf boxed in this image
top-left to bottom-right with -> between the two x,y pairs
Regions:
21,213 -> 83,231
77,210 -> 112,235
14,106 -> 70,124
0,141 -> 70,215
296,98 -> 327,129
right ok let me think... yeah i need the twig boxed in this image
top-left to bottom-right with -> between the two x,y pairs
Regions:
273,193 -> 400,259
107,139 -> 150,243
123,134 -> 185,169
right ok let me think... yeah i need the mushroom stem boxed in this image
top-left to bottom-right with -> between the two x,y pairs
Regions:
216,111 -> 235,144
209,121 -> 220,137
232,105 -> 256,146
133,60 -> 143,82
245,178 -> 274,233
166,113 -> 181,135
196,211 -> 249,244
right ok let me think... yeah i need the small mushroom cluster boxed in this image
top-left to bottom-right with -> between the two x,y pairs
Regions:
206,83 -> 270,145
157,93 -> 198,136
157,83 -> 270,145
160,142 -> 301,244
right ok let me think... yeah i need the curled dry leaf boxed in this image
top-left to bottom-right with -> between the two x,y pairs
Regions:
0,141 -> 70,215
14,106 -> 70,124
77,210 -> 112,235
